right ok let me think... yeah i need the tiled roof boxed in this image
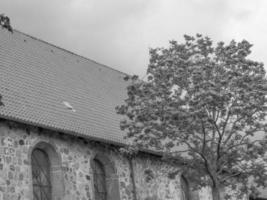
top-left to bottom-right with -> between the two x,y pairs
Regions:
0,29 -> 129,145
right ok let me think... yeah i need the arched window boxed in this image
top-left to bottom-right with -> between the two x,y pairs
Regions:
181,175 -> 190,200
31,142 -> 64,200
32,148 -> 52,200
91,154 -> 120,200
92,159 -> 107,200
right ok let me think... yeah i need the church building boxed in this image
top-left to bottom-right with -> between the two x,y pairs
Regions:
0,28 -> 209,200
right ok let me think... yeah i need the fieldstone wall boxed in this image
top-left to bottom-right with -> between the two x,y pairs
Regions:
133,155 -> 181,200
0,120 -> 207,200
131,155 -> 202,200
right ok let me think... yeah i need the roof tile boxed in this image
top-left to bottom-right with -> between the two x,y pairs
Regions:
0,29 -> 128,145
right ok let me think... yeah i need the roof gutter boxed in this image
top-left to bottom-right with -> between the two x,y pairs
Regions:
0,114 -> 163,157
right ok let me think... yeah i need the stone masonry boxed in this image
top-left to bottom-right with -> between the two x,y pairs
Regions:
0,120 -> 211,200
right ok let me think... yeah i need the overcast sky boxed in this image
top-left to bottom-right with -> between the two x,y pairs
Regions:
1,0 -> 267,76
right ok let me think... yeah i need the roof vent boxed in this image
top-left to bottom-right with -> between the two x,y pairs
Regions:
62,101 -> 76,112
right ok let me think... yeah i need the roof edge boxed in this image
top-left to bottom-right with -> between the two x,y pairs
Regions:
0,114 -> 163,157
0,114 -> 126,147
13,29 -> 129,77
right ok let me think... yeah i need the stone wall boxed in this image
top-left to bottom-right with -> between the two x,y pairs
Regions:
0,120 -> 206,200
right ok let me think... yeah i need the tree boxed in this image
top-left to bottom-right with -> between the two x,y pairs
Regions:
0,14 -> 13,33
116,34 -> 267,200
0,13 -> 12,106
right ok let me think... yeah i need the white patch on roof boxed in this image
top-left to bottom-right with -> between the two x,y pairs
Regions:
62,101 -> 76,112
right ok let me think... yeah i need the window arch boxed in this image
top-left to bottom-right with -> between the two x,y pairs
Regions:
32,148 -> 52,200
92,158 -> 107,200
91,154 -> 120,200
181,175 -> 190,200
30,142 -> 64,200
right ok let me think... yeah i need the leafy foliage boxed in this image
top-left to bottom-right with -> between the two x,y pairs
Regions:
116,34 -> 267,199
0,14 -> 13,33
0,13 -> 11,106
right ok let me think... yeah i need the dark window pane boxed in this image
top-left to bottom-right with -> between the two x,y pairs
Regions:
92,159 -> 107,200
181,176 -> 190,200
32,148 -> 52,200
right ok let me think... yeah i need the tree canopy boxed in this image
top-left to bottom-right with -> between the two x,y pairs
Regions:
116,34 -> 267,200
0,14 -> 13,33
0,13 -> 12,106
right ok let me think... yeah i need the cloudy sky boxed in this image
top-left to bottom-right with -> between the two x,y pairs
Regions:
1,0 -> 267,76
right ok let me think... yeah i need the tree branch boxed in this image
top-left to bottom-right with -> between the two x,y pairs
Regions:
222,115 -> 245,146
201,119 -> 207,154
221,171 -> 241,182
183,139 -> 217,187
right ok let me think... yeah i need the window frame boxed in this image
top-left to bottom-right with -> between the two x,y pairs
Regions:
29,141 -> 64,200
32,148 -> 52,200
180,175 -> 190,200
90,153 -> 120,200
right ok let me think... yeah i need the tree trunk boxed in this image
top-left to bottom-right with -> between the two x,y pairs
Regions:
212,186 -> 221,200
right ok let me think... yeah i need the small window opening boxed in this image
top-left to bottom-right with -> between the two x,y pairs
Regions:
92,159 -> 107,200
32,148 -> 52,200
181,175 -> 190,200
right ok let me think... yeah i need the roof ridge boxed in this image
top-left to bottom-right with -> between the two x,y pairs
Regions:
13,29 -> 129,76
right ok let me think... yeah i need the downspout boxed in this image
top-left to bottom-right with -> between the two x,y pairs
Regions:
128,156 -> 138,200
